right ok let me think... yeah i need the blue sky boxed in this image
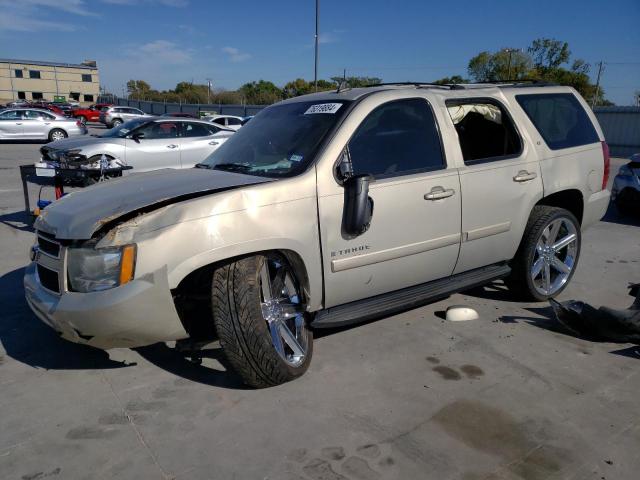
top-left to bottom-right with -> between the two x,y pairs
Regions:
0,0 -> 638,104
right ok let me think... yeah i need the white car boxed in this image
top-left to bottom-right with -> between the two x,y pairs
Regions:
40,117 -> 234,173
204,114 -> 244,131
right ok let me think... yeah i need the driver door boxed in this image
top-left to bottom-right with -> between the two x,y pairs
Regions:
317,98 -> 462,307
125,121 -> 181,171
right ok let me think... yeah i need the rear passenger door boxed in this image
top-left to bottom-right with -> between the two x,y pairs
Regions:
179,122 -> 231,168
318,98 -> 462,307
125,121 -> 181,171
447,98 -> 543,274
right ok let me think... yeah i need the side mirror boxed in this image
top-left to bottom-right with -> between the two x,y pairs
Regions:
343,174 -> 374,237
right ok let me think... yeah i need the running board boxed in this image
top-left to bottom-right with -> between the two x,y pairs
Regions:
312,263 -> 511,328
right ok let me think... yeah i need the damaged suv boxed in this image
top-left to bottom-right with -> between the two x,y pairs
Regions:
25,83 -> 610,387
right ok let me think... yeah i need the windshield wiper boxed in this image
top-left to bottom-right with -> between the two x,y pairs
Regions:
212,163 -> 253,173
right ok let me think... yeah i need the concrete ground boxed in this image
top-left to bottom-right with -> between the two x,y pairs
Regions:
1,129 -> 639,480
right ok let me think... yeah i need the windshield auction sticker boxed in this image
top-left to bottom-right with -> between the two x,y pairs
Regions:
304,103 -> 343,114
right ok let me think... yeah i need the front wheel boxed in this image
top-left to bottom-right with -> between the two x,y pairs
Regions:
48,129 -> 67,142
78,115 -> 87,124
508,206 -> 581,301
111,119 -> 122,128
212,254 -> 313,388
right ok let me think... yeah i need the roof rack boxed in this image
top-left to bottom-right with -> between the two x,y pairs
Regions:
366,79 -> 557,90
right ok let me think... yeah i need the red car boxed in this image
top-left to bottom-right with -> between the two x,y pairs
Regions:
71,103 -> 113,124
29,102 -> 65,116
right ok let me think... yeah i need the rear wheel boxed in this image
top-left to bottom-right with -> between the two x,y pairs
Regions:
615,188 -> 636,216
212,253 -> 313,388
111,119 -> 123,128
78,115 -> 87,125
48,129 -> 67,142
508,206 -> 581,301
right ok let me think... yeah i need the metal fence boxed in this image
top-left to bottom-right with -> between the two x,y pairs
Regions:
594,106 -> 640,158
98,95 -> 267,118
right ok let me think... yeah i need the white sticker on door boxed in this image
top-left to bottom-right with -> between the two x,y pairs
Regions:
304,103 -> 343,115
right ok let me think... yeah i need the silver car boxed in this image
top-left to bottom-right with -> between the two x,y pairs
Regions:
99,106 -> 151,128
40,117 -> 234,172
0,108 -> 87,142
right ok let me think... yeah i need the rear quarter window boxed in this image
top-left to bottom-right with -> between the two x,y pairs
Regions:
515,93 -> 599,150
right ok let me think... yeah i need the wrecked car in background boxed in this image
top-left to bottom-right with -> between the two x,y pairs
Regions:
39,117 -> 234,176
25,82 -> 610,388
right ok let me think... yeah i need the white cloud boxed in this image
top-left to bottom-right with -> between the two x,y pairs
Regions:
130,40 -> 192,64
101,0 -> 188,6
221,47 -> 251,63
318,32 -> 339,44
0,0 -> 94,32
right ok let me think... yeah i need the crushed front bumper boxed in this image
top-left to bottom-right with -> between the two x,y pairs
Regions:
24,262 -> 188,350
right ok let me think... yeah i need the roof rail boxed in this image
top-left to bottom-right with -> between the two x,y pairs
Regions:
364,79 -> 558,90
365,82 -> 454,89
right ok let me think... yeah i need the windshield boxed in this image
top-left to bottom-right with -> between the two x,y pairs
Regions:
99,118 -> 151,138
200,100 -> 351,177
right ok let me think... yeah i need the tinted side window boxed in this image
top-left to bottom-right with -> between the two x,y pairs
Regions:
213,118 -> 226,126
0,110 -> 21,120
183,122 -> 215,137
516,93 -> 599,150
227,117 -> 242,125
135,122 -> 178,139
348,98 -> 444,178
446,100 -> 522,164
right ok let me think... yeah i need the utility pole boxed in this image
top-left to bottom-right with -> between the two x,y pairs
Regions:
206,78 -> 212,104
592,61 -> 604,109
314,0 -> 319,92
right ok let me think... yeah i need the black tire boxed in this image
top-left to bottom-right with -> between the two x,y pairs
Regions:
111,119 -> 123,128
48,128 -> 67,142
212,254 -> 313,388
78,115 -> 87,124
615,189 -> 636,216
508,206 -> 581,302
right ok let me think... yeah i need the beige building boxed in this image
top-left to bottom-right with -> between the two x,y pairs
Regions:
0,58 -> 100,104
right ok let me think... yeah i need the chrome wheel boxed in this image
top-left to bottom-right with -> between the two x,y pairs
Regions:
50,130 -> 66,141
259,258 -> 308,367
531,217 -> 578,296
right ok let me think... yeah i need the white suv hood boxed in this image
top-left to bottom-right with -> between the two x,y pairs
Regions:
35,168 -> 272,239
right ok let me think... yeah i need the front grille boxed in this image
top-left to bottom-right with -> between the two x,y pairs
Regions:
37,235 -> 60,258
37,264 -> 60,293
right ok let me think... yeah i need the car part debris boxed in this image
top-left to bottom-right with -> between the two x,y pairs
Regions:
446,305 -> 479,322
549,283 -> 640,342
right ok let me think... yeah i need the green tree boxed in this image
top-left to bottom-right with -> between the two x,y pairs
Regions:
239,80 -> 282,104
330,76 -> 382,88
126,79 -> 153,99
468,48 -> 531,81
432,75 -> 467,85
528,38 -> 570,71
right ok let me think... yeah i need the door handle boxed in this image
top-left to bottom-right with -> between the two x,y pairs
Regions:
424,186 -> 455,200
167,144 -> 178,149
513,170 -> 537,182
16,122 -> 22,125
209,141 -> 219,146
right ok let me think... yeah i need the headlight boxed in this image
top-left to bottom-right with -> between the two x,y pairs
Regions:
67,245 -> 136,293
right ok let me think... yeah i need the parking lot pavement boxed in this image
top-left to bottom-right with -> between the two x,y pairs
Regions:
1,137 -> 639,479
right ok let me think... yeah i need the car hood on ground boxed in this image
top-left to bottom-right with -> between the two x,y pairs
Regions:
42,136 -> 116,151
35,168 -> 272,239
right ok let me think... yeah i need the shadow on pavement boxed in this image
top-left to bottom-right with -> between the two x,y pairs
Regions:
135,343 -> 249,390
610,345 -> 640,360
463,280 -> 522,303
0,209 -> 35,234
0,267 -> 131,370
0,266 -> 249,387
